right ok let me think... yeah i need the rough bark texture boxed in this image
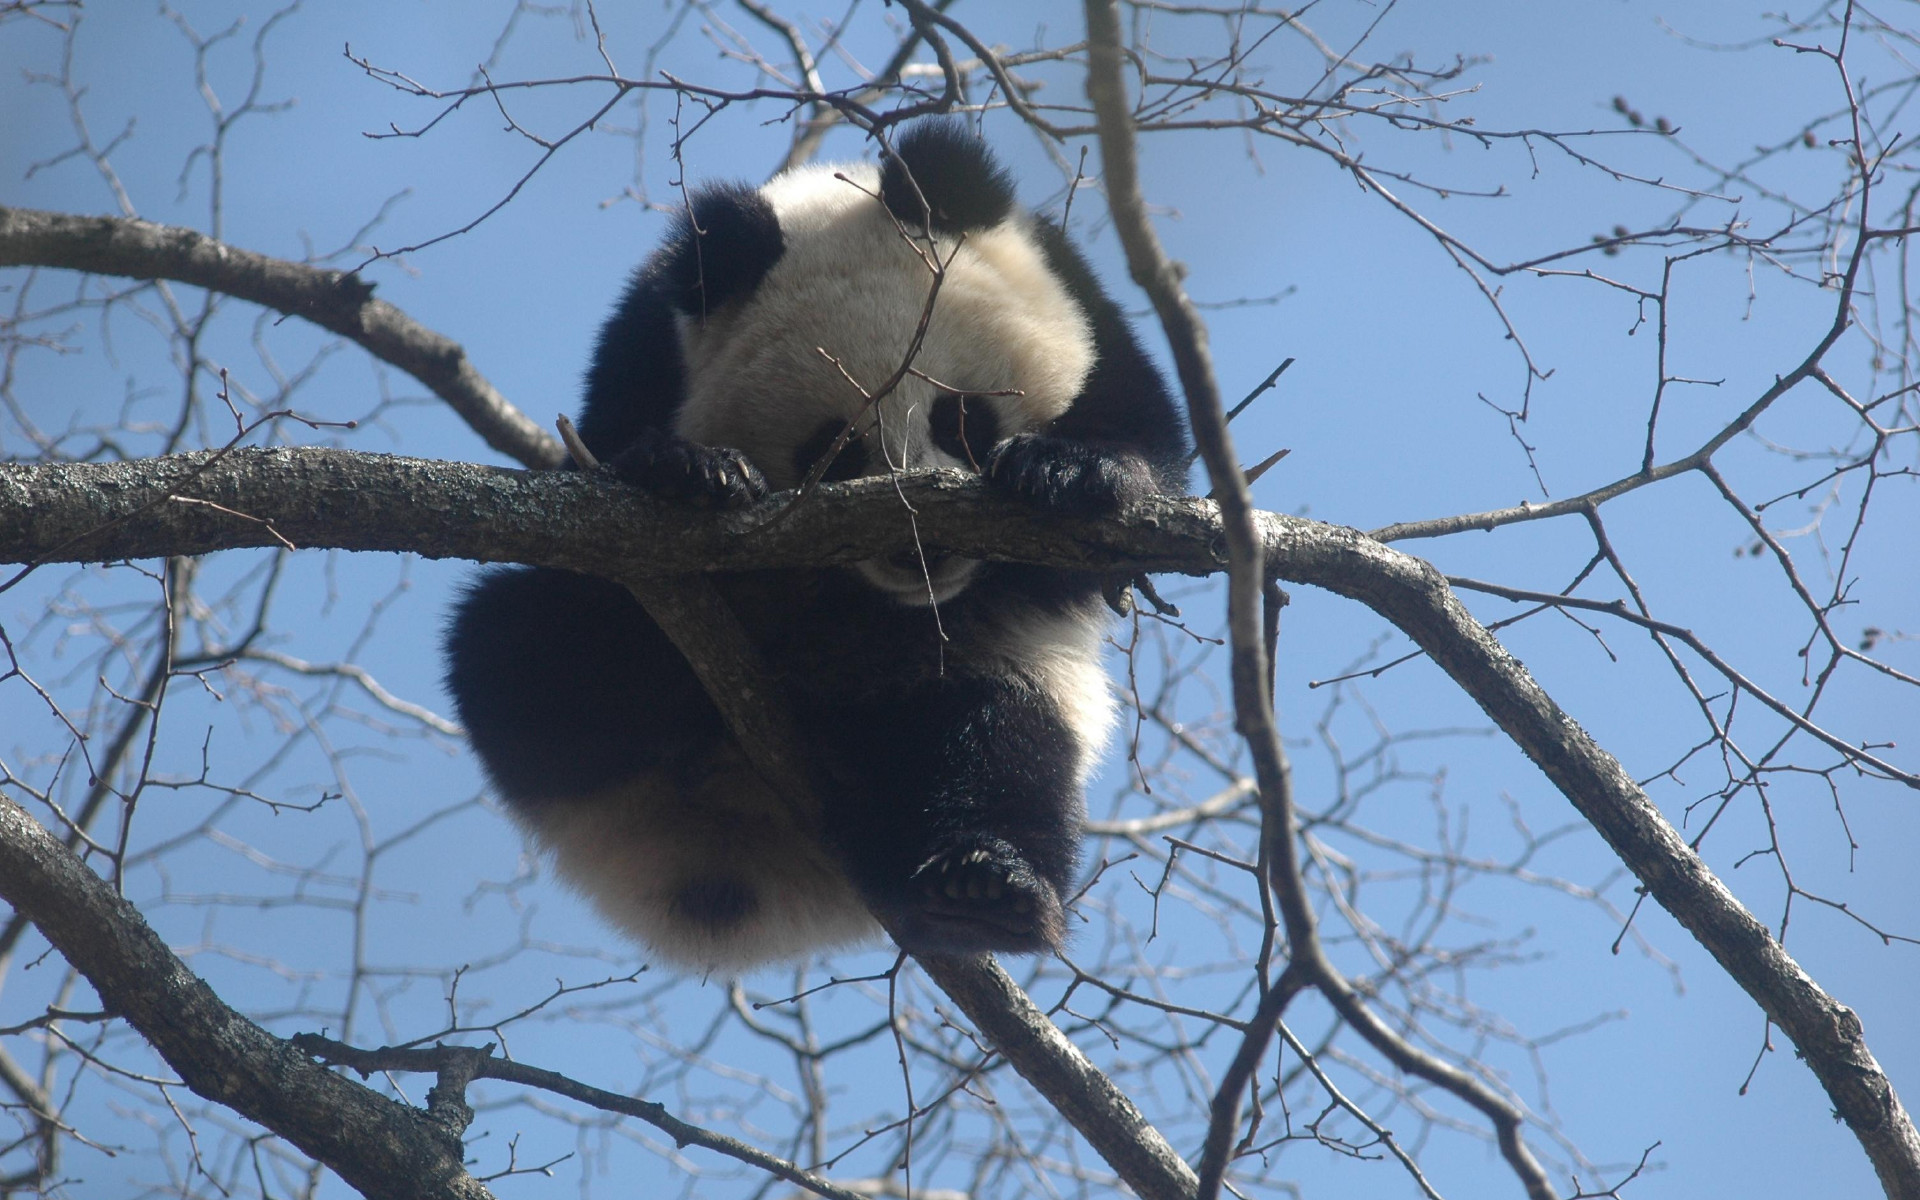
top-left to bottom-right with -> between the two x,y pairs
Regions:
0,447 -> 1247,577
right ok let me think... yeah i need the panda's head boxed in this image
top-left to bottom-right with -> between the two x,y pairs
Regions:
657,122 -> 1096,603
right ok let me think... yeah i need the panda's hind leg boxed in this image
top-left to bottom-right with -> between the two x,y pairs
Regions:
816,674 -> 1088,958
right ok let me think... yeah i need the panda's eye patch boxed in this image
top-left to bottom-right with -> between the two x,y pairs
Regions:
930,393 -> 1001,471
792,418 -> 870,484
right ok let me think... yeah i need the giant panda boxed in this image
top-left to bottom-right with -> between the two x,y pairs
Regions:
444,120 -> 1187,972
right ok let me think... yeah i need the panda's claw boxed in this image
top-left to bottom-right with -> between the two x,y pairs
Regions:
907,840 -> 1063,953
986,433 -> 1154,516
606,430 -> 769,510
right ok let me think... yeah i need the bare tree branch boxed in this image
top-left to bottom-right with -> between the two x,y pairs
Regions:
1081,5 -> 1557,1196
0,204 -> 562,469
0,793 -> 494,1200
4,445 -> 1913,1193
290,1035 -> 874,1200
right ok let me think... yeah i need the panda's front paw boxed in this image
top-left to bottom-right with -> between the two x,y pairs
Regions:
907,839 -> 1065,954
607,430 -> 768,509
986,434 -> 1155,516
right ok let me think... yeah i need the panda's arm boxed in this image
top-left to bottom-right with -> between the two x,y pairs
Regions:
573,186 -> 784,510
563,270 -> 767,508
985,221 -> 1191,514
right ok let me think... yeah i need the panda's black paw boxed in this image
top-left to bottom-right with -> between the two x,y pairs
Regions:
902,839 -> 1065,955
606,429 -> 768,509
986,434 -> 1155,516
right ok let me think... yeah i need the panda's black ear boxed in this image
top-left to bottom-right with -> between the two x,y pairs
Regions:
663,183 -> 786,316
881,120 -> 1017,235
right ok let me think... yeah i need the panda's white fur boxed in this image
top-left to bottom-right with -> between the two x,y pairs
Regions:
676,162 -> 1098,604
532,751 -> 883,970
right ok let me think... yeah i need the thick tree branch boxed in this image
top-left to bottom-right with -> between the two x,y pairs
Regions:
0,794 -> 493,1200
3,448 -> 1914,1196
0,204 -> 562,469
0,448 -> 1257,579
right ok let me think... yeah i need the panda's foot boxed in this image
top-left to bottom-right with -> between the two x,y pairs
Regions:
607,429 -> 768,509
986,433 -> 1155,517
900,841 -> 1065,956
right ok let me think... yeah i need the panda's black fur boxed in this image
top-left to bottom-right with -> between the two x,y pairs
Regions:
444,121 -> 1187,971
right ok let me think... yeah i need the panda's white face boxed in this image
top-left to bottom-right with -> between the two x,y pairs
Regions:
670,164 -> 1096,605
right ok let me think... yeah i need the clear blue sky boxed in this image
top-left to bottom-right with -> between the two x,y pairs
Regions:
2,2 -> 1915,1197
